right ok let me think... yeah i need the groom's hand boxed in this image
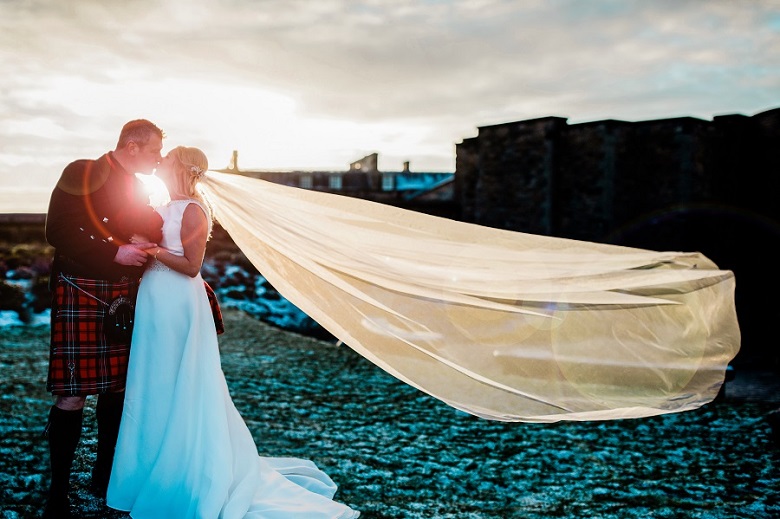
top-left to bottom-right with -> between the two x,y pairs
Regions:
114,242 -> 156,266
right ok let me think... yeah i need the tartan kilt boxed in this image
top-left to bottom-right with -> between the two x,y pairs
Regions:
47,275 -> 140,396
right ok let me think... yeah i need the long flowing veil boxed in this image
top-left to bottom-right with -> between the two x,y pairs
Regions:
200,171 -> 740,423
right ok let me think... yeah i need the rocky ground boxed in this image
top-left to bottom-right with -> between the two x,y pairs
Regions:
1,309 -> 778,519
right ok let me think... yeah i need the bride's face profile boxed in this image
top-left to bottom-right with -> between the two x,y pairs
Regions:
153,146 -> 206,200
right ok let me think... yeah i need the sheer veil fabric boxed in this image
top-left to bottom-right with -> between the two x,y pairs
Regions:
200,171 -> 740,423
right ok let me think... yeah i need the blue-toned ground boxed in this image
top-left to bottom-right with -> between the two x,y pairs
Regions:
1,309 -> 778,519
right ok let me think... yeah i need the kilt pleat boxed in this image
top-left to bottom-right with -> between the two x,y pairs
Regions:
47,275 -> 139,396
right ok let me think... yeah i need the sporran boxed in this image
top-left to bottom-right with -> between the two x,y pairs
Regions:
105,295 -> 135,344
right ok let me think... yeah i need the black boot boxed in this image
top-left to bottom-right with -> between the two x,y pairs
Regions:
91,391 -> 124,498
42,406 -> 83,519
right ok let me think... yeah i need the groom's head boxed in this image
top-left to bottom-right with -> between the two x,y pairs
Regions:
114,119 -> 165,175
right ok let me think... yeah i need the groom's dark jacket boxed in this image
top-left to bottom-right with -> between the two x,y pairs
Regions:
46,152 -> 163,285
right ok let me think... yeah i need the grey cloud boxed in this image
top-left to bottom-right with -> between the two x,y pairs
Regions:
187,0 -> 778,124
1,0 -> 778,176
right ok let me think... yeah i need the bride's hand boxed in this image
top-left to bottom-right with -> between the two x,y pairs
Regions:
130,233 -> 150,244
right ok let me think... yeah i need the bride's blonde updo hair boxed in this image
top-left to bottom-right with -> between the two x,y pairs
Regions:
169,146 -> 213,220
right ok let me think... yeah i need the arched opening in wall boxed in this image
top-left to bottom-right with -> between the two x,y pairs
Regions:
606,205 -> 780,369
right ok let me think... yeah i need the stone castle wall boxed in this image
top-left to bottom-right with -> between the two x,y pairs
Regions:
457,109 -> 780,241
455,107 -> 780,363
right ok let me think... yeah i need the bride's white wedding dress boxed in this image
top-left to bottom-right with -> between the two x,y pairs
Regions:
106,199 -> 359,519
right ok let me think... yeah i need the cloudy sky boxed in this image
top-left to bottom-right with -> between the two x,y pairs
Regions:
1,0 -> 778,211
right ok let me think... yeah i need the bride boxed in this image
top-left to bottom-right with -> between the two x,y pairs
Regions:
106,146 -> 359,518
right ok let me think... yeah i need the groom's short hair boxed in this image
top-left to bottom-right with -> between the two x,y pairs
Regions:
116,119 -> 165,150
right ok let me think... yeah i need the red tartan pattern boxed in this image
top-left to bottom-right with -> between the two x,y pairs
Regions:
47,275 -> 139,396
204,281 -> 225,335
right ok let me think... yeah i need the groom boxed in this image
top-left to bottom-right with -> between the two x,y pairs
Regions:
42,119 -> 164,518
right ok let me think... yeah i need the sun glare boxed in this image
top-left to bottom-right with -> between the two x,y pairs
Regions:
137,174 -> 170,207
19,75 -> 446,180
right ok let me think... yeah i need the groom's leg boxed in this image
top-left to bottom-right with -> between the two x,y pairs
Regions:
91,390 -> 125,497
43,399 -> 84,519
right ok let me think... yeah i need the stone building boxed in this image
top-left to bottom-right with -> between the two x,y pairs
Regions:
456,106 -> 780,364
220,152 -> 457,218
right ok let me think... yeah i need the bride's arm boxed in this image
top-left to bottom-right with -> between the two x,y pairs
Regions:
147,204 -> 208,277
